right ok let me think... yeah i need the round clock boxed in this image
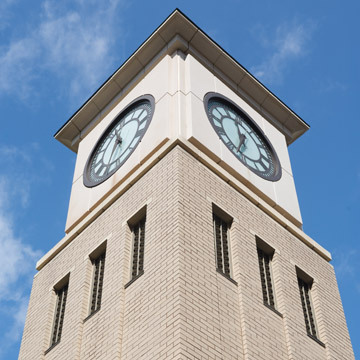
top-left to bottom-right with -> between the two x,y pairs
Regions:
204,93 -> 281,181
84,95 -> 155,187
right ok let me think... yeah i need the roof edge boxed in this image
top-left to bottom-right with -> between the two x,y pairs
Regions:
55,9 -> 309,153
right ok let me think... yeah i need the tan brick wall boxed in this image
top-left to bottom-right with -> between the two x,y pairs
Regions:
19,146 -> 354,359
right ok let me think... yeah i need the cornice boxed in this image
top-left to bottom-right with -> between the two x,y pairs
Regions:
37,138 -> 330,271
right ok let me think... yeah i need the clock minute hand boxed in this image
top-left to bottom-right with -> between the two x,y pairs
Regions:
108,142 -> 118,164
109,134 -> 122,163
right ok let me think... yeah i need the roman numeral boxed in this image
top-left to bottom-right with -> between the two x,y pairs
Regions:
225,140 -> 235,151
138,118 -> 147,129
257,157 -> 272,171
217,128 -> 226,137
95,164 -> 106,176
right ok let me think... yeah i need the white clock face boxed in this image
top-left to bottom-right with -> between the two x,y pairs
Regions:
84,95 -> 154,187
204,93 -> 281,181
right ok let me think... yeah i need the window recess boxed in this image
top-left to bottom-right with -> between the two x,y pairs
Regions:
256,237 -> 282,316
46,275 -> 70,353
257,248 -> 275,307
212,205 -> 234,281
298,277 -> 317,337
89,251 -> 106,315
51,284 -> 68,346
83,241 -> 107,322
296,268 -> 324,346
130,217 -> 146,279
125,207 -> 147,289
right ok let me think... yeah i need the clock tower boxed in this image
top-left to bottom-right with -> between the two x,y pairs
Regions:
19,9 -> 354,360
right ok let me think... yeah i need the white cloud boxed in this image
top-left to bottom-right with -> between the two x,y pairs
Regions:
0,144 -> 43,355
0,0 -> 18,30
0,145 -> 41,208
251,21 -> 314,84
4,297 -> 29,343
333,248 -> 360,295
0,145 -> 32,164
334,249 -> 357,279
0,38 -> 40,98
0,209 -> 39,300
318,79 -> 347,93
0,0 -> 125,101
0,179 -> 41,355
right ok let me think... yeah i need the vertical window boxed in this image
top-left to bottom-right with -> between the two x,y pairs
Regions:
50,282 -> 68,347
213,205 -> 233,280
298,276 -> 318,338
257,247 -> 275,308
214,214 -> 230,276
130,217 -> 146,279
90,251 -> 106,315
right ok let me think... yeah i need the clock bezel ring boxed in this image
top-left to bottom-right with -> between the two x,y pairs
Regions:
204,92 -> 282,182
83,94 -> 155,188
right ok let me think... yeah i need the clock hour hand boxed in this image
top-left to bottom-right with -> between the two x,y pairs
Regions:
236,126 -> 246,153
115,129 -> 123,144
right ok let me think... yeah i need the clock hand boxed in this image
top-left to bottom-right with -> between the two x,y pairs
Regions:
116,134 -> 123,146
109,136 -> 122,164
115,128 -> 123,144
236,126 -> 246,153
108,143 -> 118,164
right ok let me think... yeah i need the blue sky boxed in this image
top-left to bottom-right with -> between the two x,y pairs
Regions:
0,0 -> 359,358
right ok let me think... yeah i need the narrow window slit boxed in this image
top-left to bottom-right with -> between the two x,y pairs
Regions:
213,209 -> 233,281
298,277 -> 318,338
131,218 -> 146,279
90,252 -> 106,314
51,282 -> 68,347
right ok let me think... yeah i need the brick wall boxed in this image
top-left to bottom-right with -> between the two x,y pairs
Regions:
19,146 -> 354,359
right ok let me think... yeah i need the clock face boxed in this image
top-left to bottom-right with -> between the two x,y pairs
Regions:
204,93 -> 281,181
84,95 -> 155,187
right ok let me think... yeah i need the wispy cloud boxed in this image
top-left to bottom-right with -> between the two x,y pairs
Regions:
0,38 -> 39,98
334,249 -> 357,278
0,143 -> 52,357
0,186 -> 40,299
333,248 -> 360,294
0,0 -> 125,101
0,145 -> 32,164
3,297 -> 29,344
0,178 -> 42,356
0,144 -> 44,208
318,79 -> 347,93
0,0 -> 18,30
251,21 -> 315,85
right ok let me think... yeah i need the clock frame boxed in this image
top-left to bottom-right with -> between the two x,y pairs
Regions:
204,92 -> 281,182
83,95 -> 155,187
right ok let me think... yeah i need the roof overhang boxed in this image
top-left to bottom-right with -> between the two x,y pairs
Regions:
55,9 -> 309,153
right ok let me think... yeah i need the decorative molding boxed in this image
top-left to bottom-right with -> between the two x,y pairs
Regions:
37,138 -> 331,271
